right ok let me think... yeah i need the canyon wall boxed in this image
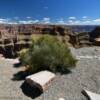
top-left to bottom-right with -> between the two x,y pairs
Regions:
0,24 -> 99,57
0,24 -> 73,57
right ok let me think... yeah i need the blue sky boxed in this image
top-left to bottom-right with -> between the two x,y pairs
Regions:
0,0 -> 100,25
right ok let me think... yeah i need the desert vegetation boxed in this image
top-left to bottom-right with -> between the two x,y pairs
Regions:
18,35 -> 77,73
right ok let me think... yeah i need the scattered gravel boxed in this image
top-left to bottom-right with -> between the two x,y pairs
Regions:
0,46 -> 100,100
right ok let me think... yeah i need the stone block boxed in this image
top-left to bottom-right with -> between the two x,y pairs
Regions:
26,71 -> 56,91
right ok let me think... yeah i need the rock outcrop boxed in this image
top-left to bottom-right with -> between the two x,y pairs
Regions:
0,24 -> 72,57
0,24 -> 99,57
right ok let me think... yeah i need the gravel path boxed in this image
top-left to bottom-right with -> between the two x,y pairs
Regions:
0,46 -> 100,100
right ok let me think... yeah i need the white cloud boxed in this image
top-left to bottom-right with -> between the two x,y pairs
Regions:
0,21 -> 6,24
18,20 -> 39,24
68,20 -> 73,23
32,20 -> 39,23
0,18 -> 10,21
67,20 -> 77,24
57,19 -> 65,24
0,18 -> 7,21
42,17 -> 50,24
43,17 -> 50,21
67,18 -> 100,25
57,20 -> 65,24
18,20 -> 33,24
74,20 -> 81,24
0,18 -> 39,24
93,19 -> 100,22
26,16 -> 31,19
0,18 -> 10,24
67,20 -> 81,25
82,16 -> 88,19
0,16 -> 100,25
82,16 -> 92,22
8,22 -> 18,24
14,17 -> 19,20
68,17 -> 76,20
82,20 -> 92,25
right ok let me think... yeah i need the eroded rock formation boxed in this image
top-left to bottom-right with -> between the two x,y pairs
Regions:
0,24 -> 72,57
0,24 -> 99,57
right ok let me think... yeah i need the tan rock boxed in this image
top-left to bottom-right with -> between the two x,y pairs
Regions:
26,71 -> 56,91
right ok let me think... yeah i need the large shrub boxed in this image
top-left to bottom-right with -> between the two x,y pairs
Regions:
19,35 -> 77,73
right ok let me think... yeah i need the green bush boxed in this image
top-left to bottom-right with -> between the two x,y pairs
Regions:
19,35 -> 77,73
18,49 -> 30,65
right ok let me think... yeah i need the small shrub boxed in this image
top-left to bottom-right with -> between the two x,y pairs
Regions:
19,35 -> 77,73
18,49 -> 30,65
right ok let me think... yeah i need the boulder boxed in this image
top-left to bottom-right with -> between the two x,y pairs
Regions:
84,90 -> 100,100
26,71 -> 56,91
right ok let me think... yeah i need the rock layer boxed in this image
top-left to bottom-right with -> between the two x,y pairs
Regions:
0,24 -> 72,57
0,24 -> 99,57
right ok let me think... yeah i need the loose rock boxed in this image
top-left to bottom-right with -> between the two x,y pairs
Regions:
26,71 -> 56,91
84,90 -> 100,100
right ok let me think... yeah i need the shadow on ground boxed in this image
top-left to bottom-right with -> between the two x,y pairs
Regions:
12,64 -> 72,99
53,68 -> 72,75
13,62 -> 22,68
20,81 -> 43,99
11,70 -> 32,81
59,69 -> 72,75
12,67 -> 72,81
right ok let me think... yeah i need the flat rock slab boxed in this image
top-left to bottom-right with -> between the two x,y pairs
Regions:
26,71 -> 56,91
84,90 -> 100,100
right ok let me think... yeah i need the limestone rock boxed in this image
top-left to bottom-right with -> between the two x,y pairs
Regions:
58,98 -> 65,100
84,90 -> 100,100
26,71 -> 56,91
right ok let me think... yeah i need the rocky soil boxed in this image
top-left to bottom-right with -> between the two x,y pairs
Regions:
0,46 -> 100,100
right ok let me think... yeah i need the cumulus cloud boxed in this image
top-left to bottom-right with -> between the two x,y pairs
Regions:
0,18 -> 10,24
0,16 -> 100,25
32,20 -> 39,23
42,17 -> 50,24
8,22 -> 18,24
0,18 -> 8,21
18,21 -> 31,24
67,20 -> 81,25
67,19 -> 92,25
0,17 -> 40,24
57,18 -> 65,24
82,20 -> 91,25
68,17 -> 76,20
68,20 -> 73,23
14,17 -> 19,20
18,20 -> 39,24
93,19 -> 100,22
82,16 -> 88,19
26,16 -> 31,19
67,18 -> 100,25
